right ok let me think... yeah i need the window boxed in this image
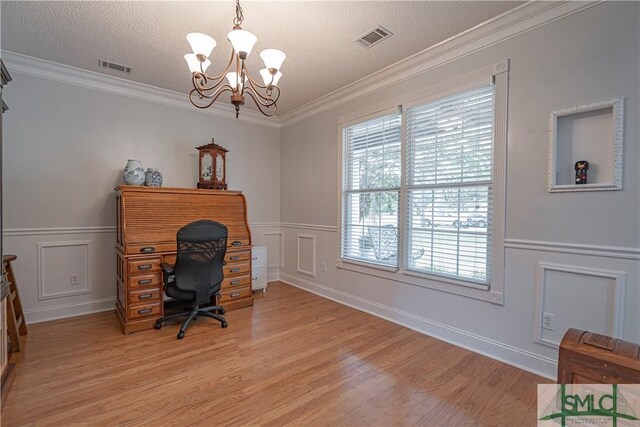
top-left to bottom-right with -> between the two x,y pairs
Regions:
340,69 -> 504,293
341,113 -> 401,267
406,85 -> 494,284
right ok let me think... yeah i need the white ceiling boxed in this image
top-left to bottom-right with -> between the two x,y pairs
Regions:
1,1 -> 523,115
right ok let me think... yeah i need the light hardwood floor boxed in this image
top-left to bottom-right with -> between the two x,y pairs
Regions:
2,282 -> 549,426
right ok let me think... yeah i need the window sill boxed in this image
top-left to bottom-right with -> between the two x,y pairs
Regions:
336,258 -> 503,305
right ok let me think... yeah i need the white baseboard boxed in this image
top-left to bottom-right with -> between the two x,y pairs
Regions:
267,267 -> 281,283
279,272 -> 556,380
24,297 -> 116,324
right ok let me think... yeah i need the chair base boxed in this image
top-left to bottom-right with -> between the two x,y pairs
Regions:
155,305 -> 227,339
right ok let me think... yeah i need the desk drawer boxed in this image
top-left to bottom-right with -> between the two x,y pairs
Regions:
128,288 -> 161,305
219,286 -> 252,304
222,275 -> 251,290
225,250 -> 251,263
228,237 -> 250,248
128,257 -> 161,274
128,273 -> 162,288
128,302 -> 161,320
126,242 -> 175,256
223,262 -> 250,277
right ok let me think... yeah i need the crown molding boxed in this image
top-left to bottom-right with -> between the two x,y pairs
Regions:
0,50 -> 281,129
279,1 -> 603,128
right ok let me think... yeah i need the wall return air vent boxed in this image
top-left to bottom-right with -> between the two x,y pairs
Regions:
354,26 -> 393,49
98,59 -> 133,75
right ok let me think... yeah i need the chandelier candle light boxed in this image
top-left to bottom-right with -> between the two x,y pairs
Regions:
184,0 -> 285,118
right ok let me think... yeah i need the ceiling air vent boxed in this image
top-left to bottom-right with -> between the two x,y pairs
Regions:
354,26 -> 393,49
98,59 -> 133,75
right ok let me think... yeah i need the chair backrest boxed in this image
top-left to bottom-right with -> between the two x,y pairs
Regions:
174,220 -> 228,305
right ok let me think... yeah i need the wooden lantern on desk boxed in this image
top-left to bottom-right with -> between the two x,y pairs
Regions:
196,139 -> 228,190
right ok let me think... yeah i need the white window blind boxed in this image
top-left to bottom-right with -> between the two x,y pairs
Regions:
406,84 -> 494,284
342,113 -> 401,266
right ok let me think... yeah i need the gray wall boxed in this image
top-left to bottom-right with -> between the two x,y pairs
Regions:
2,73 -> 281,322
279,2 -> 639,378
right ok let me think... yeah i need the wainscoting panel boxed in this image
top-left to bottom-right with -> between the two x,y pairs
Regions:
4,228 -> 117,323
262,231 -> 284,269
37,240 -> 92,300
534,262 -> 626,348
251,223 -> 282,282
296,233 -> 317,278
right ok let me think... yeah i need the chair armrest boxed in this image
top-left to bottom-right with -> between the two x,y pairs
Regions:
160,262 -> 175,284
160,263 -> 174,274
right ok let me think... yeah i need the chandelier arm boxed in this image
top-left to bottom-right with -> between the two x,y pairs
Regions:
188,86 -> 232,109
244,89 -> 278,117
242,72 -> 280,105
243,86 -> 274,107
243,67 -> 268,90
191,50 -> 237,94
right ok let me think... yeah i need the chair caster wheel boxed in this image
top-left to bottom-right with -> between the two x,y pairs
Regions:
154,321 -> 162,329
221,321 -> 228,328
177,331 -> 185,339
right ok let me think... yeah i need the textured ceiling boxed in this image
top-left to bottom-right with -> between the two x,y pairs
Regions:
1,1 -> 523,115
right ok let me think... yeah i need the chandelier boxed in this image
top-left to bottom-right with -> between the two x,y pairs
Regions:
184,0 -> 285,118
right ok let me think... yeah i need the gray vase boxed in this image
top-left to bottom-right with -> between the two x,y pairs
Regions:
144,168 -> 163,187
123,160 -> 145,186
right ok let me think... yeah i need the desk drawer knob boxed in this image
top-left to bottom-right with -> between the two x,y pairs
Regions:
140,247 -> 156,253
230,280 -> 240,286
138,308 -> 152,315
231,241 -> 242,246
252,256 -> 258,261
252,276 -> 258,280
229,256 -> 240,261
229,268 -> 240,273
230,292 -> 240,298
138,293 -> 153,300
138,279 -> 152,285
138,264 -> 152,270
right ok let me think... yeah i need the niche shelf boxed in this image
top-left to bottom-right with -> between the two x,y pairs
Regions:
548,98 -> 624,192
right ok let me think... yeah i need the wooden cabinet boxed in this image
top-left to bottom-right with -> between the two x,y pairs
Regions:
558,328 -> 640,384
115,186 -> 254,334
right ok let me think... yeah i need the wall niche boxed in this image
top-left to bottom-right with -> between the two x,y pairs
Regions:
548,98 -> 624,192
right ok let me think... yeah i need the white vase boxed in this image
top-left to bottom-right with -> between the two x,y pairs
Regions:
123,160 -> 145,186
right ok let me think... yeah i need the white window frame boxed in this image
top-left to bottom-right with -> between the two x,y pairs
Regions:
337,60 -> 509,305
340,106 -> 403,271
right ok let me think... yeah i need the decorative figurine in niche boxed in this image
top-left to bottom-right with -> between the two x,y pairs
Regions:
575,160 -> 589,185
196,138 -> 228,190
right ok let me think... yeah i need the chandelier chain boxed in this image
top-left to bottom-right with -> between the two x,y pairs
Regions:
233,0 -> 244,27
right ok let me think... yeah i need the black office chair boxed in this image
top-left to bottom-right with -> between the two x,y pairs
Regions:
154,220 -> 228,339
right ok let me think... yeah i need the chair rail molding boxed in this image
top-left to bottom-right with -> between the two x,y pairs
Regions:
280,222 -> 337,232
0,50 -> 279,129
4,226 -> 117,237
279,1 -> 603,127
504,238 -> 640,260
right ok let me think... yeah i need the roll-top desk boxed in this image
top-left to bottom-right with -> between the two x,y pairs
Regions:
115,186 -> 253,334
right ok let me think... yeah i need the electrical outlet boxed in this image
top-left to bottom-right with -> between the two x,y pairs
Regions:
322,262 -> 327,272
70,273 -> 80,286
542,312 -> 554,330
